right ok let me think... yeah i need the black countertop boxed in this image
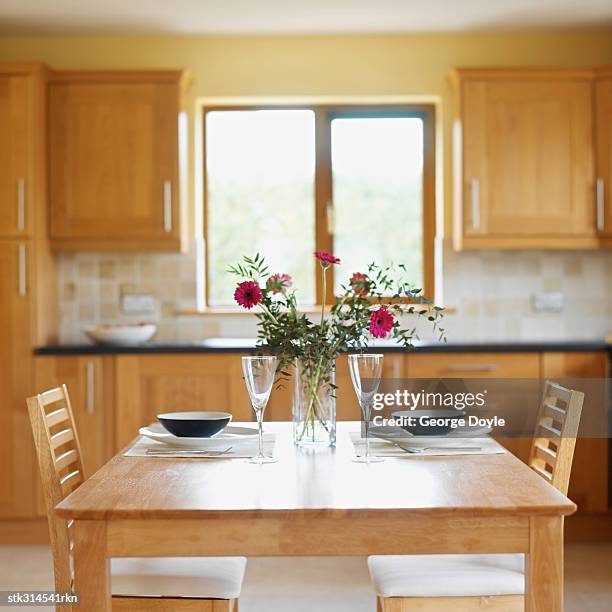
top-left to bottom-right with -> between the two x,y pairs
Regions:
34,338 -> 612,356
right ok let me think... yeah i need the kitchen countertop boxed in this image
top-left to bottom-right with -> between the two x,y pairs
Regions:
34,338 -> 612,355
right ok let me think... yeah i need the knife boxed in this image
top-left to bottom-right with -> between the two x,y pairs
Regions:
146,447 -> 233,456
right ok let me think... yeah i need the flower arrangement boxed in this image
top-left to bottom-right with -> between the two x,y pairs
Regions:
229,252 -> 445,445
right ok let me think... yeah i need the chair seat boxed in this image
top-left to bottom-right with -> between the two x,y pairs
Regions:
111,557 -> 247,600
368,554 -> 525,598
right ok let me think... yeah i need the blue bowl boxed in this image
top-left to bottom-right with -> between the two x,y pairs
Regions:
157,411 -> 232,438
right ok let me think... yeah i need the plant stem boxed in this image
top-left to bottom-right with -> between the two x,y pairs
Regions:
320,266 -> 326,327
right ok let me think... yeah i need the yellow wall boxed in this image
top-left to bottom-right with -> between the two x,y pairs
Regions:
2,31 -> 612,237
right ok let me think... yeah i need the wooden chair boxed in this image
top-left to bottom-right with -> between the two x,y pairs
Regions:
369,381 -> 584,612
27,385 -> 246,612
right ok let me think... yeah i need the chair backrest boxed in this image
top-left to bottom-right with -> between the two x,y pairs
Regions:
528,381 -> 584,495
26,385 -> 86,593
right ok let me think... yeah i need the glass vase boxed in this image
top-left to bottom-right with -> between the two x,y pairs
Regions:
293,358 -> 336,447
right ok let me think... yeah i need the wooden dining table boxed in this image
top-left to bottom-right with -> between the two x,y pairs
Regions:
56,421 -> 576,611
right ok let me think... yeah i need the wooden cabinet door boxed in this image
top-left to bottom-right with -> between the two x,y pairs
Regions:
405,352 -> 540,379
0,241 -> 34,517
34,356 -> 114,478
115,355 -> 252,449
0,76 -> 32,237
406,352 -> 541,463
542,352 -> 609,513
462,78 -> 594,243
595,78 -> 612,237
49,76 -> 182,250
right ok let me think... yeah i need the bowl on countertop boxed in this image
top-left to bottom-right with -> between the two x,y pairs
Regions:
393,409 -> 466,436
157,411 -> 232,438
84,323 -> 157,346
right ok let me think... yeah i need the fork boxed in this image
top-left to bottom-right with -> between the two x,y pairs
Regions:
397,445 -> 481,454
146,446 -> 233,456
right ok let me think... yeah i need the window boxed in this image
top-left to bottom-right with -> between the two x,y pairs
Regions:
204,105 -> 435,306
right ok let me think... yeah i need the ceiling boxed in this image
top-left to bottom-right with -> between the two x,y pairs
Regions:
1,0 -> 612,35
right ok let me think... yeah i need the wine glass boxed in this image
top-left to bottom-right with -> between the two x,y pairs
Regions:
348,353 -> 384,463
242,356 -> 278,464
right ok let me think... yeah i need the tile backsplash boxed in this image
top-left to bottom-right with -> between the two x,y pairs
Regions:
58,245 -> 612,344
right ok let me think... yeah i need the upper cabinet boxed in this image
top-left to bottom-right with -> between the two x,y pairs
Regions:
452,68 -> 600,250
0,68 -> 37,238
48,71 -> 188,251
595,72 -> 612,241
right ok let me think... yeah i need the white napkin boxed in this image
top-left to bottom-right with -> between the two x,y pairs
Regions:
124,433 -> 276,459
350,431 -> 505,457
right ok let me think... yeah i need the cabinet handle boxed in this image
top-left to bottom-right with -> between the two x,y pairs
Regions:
392,359 -> 401,378
326,200 -> 334,234
17,179 -> 25,232
163,180 -> 172,232
86,360 -> 95,415
18,243 -> 26,297
596,178 -> 605,232
470,178 -> 480,230
447,363 -> 499,372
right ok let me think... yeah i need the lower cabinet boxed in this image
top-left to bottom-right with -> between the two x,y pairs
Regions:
541,352 -> 609,513
28,349 -> 609,520
114,355 -> 253,449
34,356 -> 115,469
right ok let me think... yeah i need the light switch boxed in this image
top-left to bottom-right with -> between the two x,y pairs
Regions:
531,292 -> 564,313
122,293 -> 157,315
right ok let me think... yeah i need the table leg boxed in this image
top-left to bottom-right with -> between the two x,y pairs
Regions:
73,520 -> 111,612
526,516 -> 563,611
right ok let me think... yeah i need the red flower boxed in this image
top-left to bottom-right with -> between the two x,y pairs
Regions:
266,273 -> 292,294
234,280 -> 263,309
350,272 -> 370,297
369,306 -> 394,338
314,251 -> 341,267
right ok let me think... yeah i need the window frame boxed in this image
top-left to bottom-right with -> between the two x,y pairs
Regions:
203,103 -> 436,306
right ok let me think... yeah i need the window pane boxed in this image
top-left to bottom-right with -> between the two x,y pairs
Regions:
206,110 -> 316,305
331,117 -> 424,294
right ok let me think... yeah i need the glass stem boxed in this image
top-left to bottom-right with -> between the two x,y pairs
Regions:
364,401 -> 370,460
256,408 -> 264,459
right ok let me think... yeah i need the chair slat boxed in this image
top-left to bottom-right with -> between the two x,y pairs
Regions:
546,381 -> 572,403
46,407 -> 70,429
531,463 -> 553,481
60,469 -> 83,496
533,442 -> 557,467
542,402 -> 566,422
38,387 -> 66,405
50,428 -> 75,450
538,422 -> 561,440
55,449 -> 80,473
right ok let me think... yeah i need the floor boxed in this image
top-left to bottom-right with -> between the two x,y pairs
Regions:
0,545 -> 610,611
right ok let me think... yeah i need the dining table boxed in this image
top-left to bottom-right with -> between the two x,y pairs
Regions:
56,421 -> 576,611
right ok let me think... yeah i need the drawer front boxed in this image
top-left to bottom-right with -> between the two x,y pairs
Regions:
406,352 -> 541,379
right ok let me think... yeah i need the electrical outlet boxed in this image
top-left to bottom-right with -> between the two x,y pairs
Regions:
531,292 -> 564,313
121,293 -> 157,315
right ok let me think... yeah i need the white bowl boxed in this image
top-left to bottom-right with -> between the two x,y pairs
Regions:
84,323 -> 157,346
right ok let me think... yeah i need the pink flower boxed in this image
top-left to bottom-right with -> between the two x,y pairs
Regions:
266,273 -> 292,294
369,306 -> 394,338
234,280 -> 263,309
315,251 -> 341,268
350,272 -> 370,297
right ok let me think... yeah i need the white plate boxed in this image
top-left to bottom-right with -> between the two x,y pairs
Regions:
139,423 -> 259,449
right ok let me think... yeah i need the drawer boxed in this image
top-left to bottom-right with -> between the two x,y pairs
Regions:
406,352 -> 541,378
